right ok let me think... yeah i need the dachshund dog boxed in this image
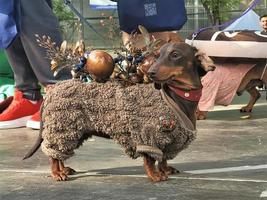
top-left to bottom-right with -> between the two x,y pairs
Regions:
185,29 -> 267,120
23,43 -> 215,182
196,58 -> 267,120
143,43 -> 215,181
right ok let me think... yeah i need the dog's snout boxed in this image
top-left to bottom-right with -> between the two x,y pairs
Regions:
147,65 -> 158,79
148,71 -> 156,79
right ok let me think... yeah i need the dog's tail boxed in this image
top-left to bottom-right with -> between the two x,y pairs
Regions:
23,124 -> 43,160
23,108 -> 44,160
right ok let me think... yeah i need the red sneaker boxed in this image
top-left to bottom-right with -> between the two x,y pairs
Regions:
26,110 -> 41,130
0,90 -> 42,129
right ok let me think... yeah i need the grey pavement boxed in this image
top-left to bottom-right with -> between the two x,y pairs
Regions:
0,92 -> 267,200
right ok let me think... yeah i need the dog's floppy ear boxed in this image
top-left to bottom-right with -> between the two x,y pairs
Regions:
197,64 -> 208,77
191,47 -> 215,77
194,49 -> 216,72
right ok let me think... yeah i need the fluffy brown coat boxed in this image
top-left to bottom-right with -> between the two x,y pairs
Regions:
41,79 -> 196,162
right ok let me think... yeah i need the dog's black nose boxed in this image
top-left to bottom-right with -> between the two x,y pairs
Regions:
147,71 -> 156,79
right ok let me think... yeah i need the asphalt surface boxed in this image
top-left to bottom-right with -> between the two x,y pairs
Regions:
0,92 -> 267,200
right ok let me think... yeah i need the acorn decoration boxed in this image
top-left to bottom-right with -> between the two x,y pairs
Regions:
86,50 -> 115,82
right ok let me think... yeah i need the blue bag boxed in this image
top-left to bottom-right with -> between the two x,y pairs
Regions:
0,0 -> 21,49
117,0 -> 187,33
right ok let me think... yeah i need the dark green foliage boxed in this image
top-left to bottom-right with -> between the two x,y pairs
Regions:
200,0 -> 240,25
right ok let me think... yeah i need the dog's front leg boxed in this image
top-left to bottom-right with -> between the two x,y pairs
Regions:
59,161 -> 76,175
49,157 -> 68,181
158,159 -> 179,176
196,108 -> 208,120
143,155 -> 166,182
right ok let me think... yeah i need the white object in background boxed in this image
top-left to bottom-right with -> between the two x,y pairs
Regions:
185,39 -> 267,58
90,0 -> 117,10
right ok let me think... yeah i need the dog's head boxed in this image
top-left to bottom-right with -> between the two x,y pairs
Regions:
148,42 -> 215,90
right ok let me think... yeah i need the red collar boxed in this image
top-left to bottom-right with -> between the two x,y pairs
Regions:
169,85 -> 202,102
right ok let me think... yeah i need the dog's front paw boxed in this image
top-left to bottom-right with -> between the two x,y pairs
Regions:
196,110 -> 207,120
61,167 -> 76,175
148,171 -> 168,182
51,171 -> 69,181
163,166 -> 180,175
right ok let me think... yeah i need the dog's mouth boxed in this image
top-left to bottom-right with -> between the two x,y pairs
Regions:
153,76 -> 199,91
151,70 -> 202,91
169,78 -> 201,91
152,75 -> 175,84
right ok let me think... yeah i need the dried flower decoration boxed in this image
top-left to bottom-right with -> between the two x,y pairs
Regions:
36,34 -> 92,81
35,25 -> 163,85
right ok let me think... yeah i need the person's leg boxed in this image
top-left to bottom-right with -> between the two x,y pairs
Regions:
0,35 -> 43,129
0,0 -> 66,129
46,0 -> 53,9
19,0 -> 66,87
5,36 -> 42,100
20,0 -> 71,129
5,0 -> 60,100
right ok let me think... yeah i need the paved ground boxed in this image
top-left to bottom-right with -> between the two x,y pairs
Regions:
0,92 -> 267,200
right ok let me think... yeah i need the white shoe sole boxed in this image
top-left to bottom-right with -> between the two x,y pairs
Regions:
0,116 -> 31,129
26,120 -> 40,130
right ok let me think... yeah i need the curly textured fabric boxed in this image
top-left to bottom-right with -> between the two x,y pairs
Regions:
41,79 -> 196,161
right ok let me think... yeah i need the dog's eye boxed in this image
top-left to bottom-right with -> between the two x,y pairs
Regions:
171,52 -> 182,60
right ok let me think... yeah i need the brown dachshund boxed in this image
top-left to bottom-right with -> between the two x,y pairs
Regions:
23,43 -> 215,182
196,58 -> 267,120
186,29 -> 267,119
144,43 -> 215,180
